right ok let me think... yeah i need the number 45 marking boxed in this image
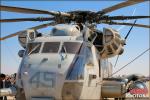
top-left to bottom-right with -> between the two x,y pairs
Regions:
29,71 -> 56,88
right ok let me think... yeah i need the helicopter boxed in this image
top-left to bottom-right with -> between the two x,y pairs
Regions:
0,0 -> 150,100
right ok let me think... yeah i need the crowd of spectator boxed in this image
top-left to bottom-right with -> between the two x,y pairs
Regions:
0,73 -> 16,100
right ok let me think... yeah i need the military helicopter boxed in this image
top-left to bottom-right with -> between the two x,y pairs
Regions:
0,0 -> 150,100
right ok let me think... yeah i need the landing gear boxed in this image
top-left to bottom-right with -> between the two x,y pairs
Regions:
101,98 -> 109,100
115,97 -> 125,100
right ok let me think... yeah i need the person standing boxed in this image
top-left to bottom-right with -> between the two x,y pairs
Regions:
0,74 -> 11,100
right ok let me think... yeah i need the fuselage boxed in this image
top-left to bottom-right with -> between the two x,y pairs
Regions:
15,25 -> 113,100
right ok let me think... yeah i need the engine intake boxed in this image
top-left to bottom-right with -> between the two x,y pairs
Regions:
100,28 -> 125,58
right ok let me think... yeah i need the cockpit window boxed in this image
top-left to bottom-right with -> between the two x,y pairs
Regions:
61,42 -> 82,54
27,42 -> 41,54
42,42 -> 60,53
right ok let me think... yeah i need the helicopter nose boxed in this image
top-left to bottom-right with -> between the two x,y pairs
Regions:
21,54 -> 76,99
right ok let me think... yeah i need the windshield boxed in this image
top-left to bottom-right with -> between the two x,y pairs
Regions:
42,42 -> 60,53
27,42 -> 41,54
61,42 -> 82,54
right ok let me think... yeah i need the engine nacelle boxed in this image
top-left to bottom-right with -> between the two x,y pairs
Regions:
101,80 -> 126,98
18,29 -> 38,48
101,76 -> 148,98
100,28 -> 125,58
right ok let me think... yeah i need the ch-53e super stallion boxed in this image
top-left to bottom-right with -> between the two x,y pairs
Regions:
0,0 -> 150,100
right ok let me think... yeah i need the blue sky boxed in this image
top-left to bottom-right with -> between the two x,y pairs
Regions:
1,1 -> 149,76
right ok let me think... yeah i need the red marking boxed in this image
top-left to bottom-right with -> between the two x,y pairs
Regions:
130,88 -> 148,95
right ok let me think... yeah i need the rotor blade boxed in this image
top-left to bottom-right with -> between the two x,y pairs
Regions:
103,21 -> 150,28
97,0 -> 146,15
0,22 -> 57,40
29,22 -> 57,30
139,77 -> 150,82
0,5 -> 71,17
0,30 -> 25,41
0,17 -> 55,23
99,16 -> 150,20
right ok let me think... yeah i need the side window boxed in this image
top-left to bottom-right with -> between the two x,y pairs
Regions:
42,42 -> 60,53
27,42 -> 41,54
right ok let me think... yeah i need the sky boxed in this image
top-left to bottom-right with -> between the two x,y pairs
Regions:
0,0 -> 149,76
